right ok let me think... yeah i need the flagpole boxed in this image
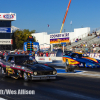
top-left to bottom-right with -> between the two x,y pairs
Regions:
47,24 -> 50,34
71,23 -> 72,32
70,21 -> 72,32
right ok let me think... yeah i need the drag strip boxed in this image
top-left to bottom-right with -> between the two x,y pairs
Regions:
0,68 -> 100,100
56,68 -> 100,78
56,68 -> 84,73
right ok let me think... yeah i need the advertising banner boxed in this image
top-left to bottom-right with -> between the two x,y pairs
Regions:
0,39 -> 13,44
0,13 -> 16,20
0,27 -> 11,33
35,57 -> 52,62
50,33 -> 69,44
40,44 -> 50,50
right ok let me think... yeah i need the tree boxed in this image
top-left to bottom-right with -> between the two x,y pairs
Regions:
13,29 -> 36,49
31,30 -> 35,33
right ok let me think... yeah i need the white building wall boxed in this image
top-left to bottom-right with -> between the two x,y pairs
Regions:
74,27 -> 90,39
32,27 -> 90,45
68,32 -> 74,42
45,35 -> 50,44
32,32 -> 48,45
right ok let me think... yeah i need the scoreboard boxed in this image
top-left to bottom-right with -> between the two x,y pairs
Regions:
27,41 -> 33,51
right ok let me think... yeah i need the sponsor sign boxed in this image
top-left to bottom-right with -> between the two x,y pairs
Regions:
0,27 -> 11,33
40,44 -> 50,50
50,33 -> 69,39
0,13 -> 16,20
50,33 -> 69,44
35,57 -> 52,62
86,53 -> 100,60
0,39 -> 13,44
38,58 -> 45,60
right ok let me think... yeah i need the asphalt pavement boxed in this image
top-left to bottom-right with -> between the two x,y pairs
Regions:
0,68 -> 100,100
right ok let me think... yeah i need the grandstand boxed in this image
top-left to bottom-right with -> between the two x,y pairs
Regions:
66,31 -> 100,53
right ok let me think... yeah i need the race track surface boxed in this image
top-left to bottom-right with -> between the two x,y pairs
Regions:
0,68 -> 100,100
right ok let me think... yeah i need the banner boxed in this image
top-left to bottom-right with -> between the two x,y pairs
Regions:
35,57 -> 52,62
0,27 -> 11,33
50,33 -> 69,44
40,44 -> 50,50
0,39 -> 13,44
0,13 -> 16,20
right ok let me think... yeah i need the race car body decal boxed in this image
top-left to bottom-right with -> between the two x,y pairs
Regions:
63,57 -> 80,65
82,57 -> 98,63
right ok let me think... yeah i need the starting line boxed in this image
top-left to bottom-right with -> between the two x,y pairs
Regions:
56,69 -> 83,73
0,97 -> 6,100
56,68 -> 100,78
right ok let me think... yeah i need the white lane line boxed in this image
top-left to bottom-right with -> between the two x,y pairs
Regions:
0,97 -> 7,100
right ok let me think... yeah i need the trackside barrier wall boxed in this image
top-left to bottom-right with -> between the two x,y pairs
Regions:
35,53 -> 100,63
86,53 -> 100,60
35,57 -> 62,62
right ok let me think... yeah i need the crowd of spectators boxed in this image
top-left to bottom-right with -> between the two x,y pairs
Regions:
0,49 -> 56,58
65,31 -> 100,53
36,51 -> 56,57
68,42 -> 100,53
0,50 -> 35,57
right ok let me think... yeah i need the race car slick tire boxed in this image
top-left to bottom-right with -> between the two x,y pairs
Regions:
65,66 -> 69,72
1,67 -> 7,77
66,59 -> 69,66
1,67 -> 4,75
23,72 -> 29,81
84,63 -> 86,68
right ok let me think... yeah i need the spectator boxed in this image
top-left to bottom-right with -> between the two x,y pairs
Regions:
46,51 -> 49,57
80,49 -> 82,53
93,47 -> 96,53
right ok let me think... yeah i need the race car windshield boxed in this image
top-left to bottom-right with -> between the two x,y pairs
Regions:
15,56 -> 30,64
78,54 -> 82,58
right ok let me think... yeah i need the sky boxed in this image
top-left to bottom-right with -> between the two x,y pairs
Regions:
0,0 -> 100,34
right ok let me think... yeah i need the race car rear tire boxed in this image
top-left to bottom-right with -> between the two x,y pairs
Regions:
66,59 -> 69,66
1,67 -> 7,77
72,69 -> 75,73
23,72 -> 29,81
84,63 -> 86,68
1,67 -> 4,74
65,66 -> 69,72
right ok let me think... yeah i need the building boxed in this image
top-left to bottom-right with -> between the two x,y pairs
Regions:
0,13 -> 16,50
32,27 -> 90,45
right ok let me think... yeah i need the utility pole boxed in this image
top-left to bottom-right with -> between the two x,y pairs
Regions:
64,29 -> 65,32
